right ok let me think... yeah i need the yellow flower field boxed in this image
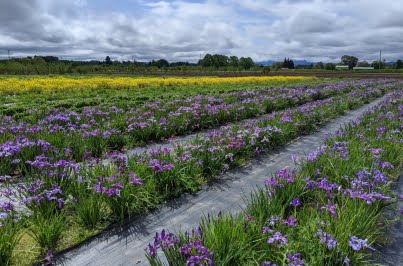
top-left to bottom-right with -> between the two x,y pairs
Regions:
0,76 -> 313,94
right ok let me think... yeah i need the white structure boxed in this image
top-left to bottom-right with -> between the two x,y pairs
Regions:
353,67 -> 374,70
335,65 -> 349,70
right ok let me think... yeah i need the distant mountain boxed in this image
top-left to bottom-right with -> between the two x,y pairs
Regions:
294,60 -> 314,66
256,60 -> 276,66
257,59 -> 314,66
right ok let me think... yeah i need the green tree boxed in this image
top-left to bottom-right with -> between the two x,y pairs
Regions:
42,56 -> 59,63
289,59 -> 294,69
325,63 -> 336,70
151,59 -> 169,68
314,62 -> 324,69
282,58 -> 294,69
32,56 -> 47,65
105,56 -> 112,65
239,57 -> 254,70
341,55 -> 358,69
262,66 -> 271,73
395,59 -> 403,69
229,56 -> 239,67
357,61 -> 370,67
271,62 -> 283,70
371,60 -> 384,69
32,56 -> 48,74
212,54 -> 229,68
199,54 -> 214,67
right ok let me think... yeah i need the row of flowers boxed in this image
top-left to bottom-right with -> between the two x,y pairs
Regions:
144,91 -> 402,265
0,79 -> 399,177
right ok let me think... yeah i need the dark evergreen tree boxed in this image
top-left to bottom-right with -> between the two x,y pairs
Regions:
289,59 -> 295,69
105,56 -> 112,65
395,59 -> 403,69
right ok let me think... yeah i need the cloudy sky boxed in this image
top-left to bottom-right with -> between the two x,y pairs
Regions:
0,0 -> 402,62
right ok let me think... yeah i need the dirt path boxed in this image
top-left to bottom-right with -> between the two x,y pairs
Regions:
374,174 -> 403,265
55,96 -> 389,266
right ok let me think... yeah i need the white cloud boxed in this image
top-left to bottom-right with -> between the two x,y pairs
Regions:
0,0 -> 402,62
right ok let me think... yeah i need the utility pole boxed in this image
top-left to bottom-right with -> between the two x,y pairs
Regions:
130,56 -> 134,74
7,49 -> 10,60
379,50 -> 381,72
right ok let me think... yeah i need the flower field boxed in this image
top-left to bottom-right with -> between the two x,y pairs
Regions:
145,91 -> 403,265
0,76 -> 317,119
0,80 -> 397,173
0,77 -> 402,265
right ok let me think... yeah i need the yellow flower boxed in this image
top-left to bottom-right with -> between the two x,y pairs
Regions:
0,76 -> 313,94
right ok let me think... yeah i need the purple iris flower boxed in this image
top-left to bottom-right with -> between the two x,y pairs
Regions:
349,236 -> 370,251
290,198 -> 301,207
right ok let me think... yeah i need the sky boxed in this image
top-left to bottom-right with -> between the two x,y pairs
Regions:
0,0 -> 402,63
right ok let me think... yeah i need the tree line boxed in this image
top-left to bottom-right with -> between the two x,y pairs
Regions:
0,54 -> 261,75
0,54 -> 402,75
198,54 -> 255,69
293,55 -> 403,70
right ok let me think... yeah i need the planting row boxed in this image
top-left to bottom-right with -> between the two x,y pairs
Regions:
0,79 -> 400,177
145,91 -> 402,265
0,84 -> 394,265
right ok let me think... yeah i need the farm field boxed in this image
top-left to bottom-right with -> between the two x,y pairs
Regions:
0,76 -> 402,265
0,75 -> 315,117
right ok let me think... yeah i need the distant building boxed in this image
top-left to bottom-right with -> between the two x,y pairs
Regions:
353,67 -> 374,70
335,65 -> 349,70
